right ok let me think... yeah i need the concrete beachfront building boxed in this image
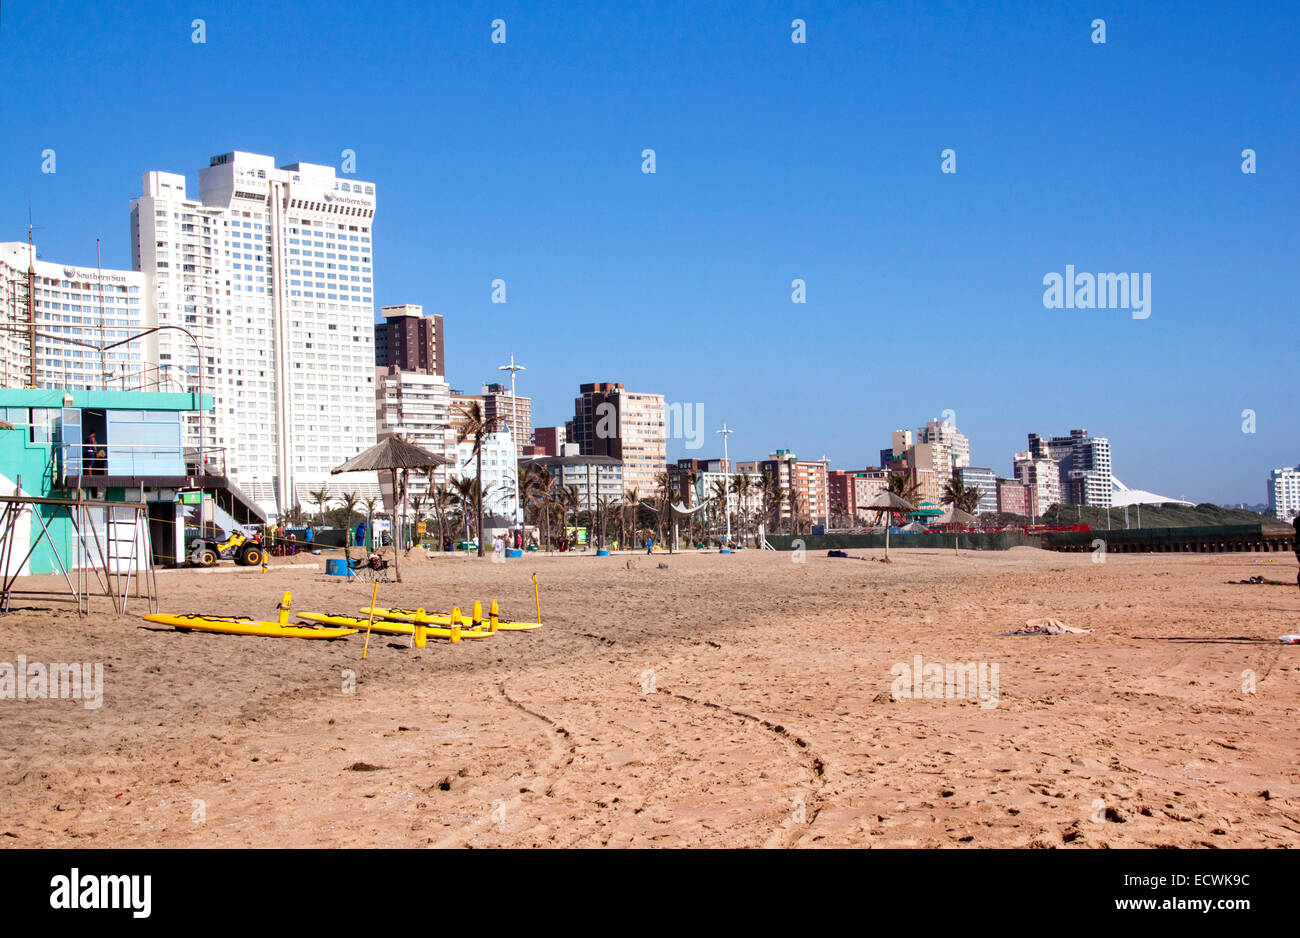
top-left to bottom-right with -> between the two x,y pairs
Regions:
519,447 -> 623,516
0,388 -> 262,573
0,243 -> 148,392
954,466 -> 999,514
1013,451 -> 1061,519
996,477 -> 1031,516
374,304 -> 445,376
454,429 -> 518,521
481,381 -> 532,461
1026,429 -> 1113,509
737,450 -> 830,529
374,367 -> 457,500
131,151 -> 380,517
1268,465 -> 1300,522
569,382 -> 665,498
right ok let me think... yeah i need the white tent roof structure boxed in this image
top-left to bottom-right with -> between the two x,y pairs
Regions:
1110,477 -> 1193,508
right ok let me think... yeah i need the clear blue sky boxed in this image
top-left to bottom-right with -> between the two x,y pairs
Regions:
2,0 -> 1296,504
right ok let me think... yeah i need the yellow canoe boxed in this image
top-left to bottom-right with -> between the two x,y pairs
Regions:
360,606 -> 542,632
298,612 -> 492,639
144,613 -> 357,640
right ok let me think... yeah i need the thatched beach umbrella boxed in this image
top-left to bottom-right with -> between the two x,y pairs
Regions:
937,504 -> 979,554
858,490 -> 917,561
332,436 -> 451,583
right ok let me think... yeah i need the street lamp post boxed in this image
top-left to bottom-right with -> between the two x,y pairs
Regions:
498,352 -> 525,528
717,422 -> 734,544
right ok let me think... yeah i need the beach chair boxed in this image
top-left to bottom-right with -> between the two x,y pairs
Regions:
349,553 -> 391,583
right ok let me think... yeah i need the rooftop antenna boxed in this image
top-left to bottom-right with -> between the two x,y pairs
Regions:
25,207 -> 42,387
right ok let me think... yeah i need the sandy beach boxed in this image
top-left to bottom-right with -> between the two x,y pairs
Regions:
1,546 -> 1297,848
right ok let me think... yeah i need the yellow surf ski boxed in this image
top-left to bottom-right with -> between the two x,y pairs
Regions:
360,604 -> 542,632
299,612 -> 492,639
144,613 -> 357,640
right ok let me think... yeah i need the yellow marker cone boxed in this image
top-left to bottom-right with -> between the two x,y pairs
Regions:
277,591 -> 291,626
488,599 -> 499,633
449,606 -> 462,643
472,600 -> 482,631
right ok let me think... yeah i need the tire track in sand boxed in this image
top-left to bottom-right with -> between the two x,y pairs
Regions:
429,680 -> 578,848
658,685 -> 827,848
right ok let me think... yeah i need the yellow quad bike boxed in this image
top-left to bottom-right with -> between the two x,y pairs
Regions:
188,529 -> 264,568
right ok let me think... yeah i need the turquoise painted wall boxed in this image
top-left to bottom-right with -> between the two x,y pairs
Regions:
0,389 -> 213,575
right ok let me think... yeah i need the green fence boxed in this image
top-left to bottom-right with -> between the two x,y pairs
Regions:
765,532 -> 1043,551
1041,524 -> 1291,552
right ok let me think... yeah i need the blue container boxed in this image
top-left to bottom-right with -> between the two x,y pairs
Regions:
595,549 -> 610,557
506,548 -> 523,558
326,558 -> 349,577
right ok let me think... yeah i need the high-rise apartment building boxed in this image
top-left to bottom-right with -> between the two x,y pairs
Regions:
481,381 -> 531,460
668,458 -> 765,525
1,243 -> 147,391
1268,465 -> 1300,521
955,466 -> 999,514
532,425 -> 565,456
828,468 -> 888,525
0,241 -> 35,388
1013,451 -> 1061,518
917,418 -> 970,479
131,152 -> 379,515
454,429 -> 517,520
996,478 -> 1031,516
1026,429 -> 1113,508
570,382 -> 666,496
448,389 -> 483,438
374,366 -> 457,500
374,304 -> 444,375
738,450 -> 829,530
520,446 -> 623,510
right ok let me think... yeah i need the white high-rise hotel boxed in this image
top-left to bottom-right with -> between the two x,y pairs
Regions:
131,151 -> 379,514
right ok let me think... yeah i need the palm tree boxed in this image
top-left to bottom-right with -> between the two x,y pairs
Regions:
522,465 -> 555,549
430,483 -> 454,549
731,473 -> 750,545
759,473 -> 780,539
878,471 -> 918,526
309,488 -> 332,527
454,400 -> 507,557
518,462 -> 542,528
408,493 -> 425,550
281,502 -> 306,528
542,472 -> 561,550
708,477 -> 729,538
362,496 -> 379,551
597,495 -> 616,547
941,477 -> 982,516
653,471 -> 673,549
337,490 -> 361,561
450,476 -> 477,545
788,488 -> 804,535
558,485 -> 579,546
622,487 -> 640,550
683,469 -> 699,509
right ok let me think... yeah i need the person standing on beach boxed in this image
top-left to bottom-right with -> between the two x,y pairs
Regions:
1293,515 -> 1300,593
84,432 -> 102,475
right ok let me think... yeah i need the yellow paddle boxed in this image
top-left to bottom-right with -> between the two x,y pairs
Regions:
532,572 -> 541,624
361,581 -> 378,659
